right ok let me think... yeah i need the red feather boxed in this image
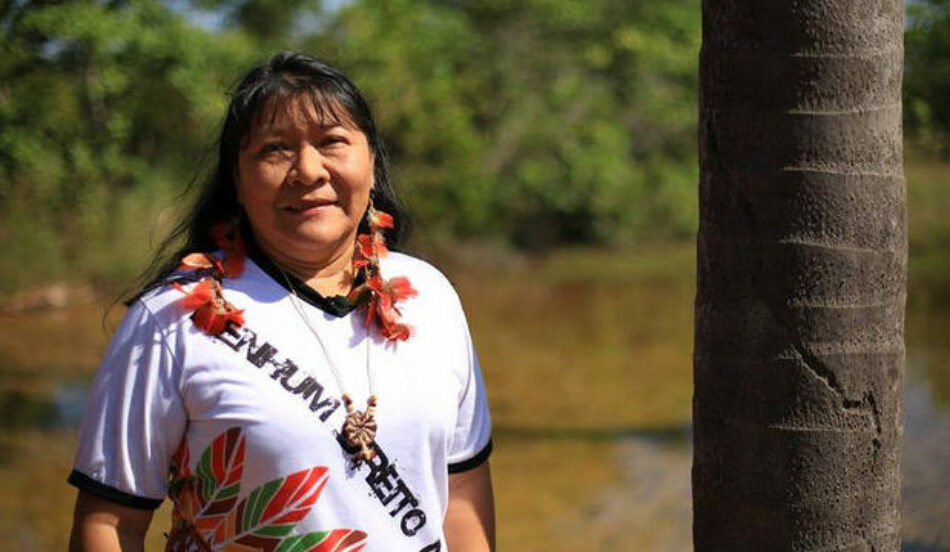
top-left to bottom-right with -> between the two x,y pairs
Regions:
381,323 -> 412,342
181,280 -> 215,310
369,210 -> 394,229
191,303 -> 244,335
386,277 -> 417,301
179,252 -> 215,272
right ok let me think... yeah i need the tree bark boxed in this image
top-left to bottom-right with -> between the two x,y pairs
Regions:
693,1 -> 906,550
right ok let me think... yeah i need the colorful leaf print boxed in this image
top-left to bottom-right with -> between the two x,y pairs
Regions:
193,427 -> 246,533
209,467 -> 328,548
167,427 -> 367,552
274,530 -> 368,552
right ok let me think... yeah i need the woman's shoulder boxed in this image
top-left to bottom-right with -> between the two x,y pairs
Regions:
381,251 -> 460,302
123,278 -> 195,331
379,253 -> 472,350
130,248 -> 241,323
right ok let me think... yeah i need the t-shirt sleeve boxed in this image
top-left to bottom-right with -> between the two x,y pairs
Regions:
68,300 -> 186,509
446,306 -> 493,473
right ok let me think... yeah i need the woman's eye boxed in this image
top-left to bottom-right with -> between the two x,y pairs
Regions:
261,142 -> 291,155
321,135 -> 347,147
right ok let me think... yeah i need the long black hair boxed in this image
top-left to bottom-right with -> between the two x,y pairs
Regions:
128,51 -> 408,303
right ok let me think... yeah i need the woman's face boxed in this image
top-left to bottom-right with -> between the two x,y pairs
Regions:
236,100 -> 374,263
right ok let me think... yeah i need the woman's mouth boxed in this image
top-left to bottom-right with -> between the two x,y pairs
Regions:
284,199 -> 336,215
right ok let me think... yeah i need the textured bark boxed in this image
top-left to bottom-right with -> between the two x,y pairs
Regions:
693,1 -> 906,550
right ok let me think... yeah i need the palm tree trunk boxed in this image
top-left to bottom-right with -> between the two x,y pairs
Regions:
693,1 -> 906,550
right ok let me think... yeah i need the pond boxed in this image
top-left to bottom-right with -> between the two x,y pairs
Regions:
0,245 -> 946,550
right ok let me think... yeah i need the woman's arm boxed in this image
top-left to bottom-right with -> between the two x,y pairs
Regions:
444,461 -> 495,551
69,490 -> 153,552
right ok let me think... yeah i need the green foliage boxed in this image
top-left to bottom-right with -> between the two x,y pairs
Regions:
905,0 -> 950,152
0,0 -> 257,294
313,0 -> 493,243
1,0 -> 701,294
318,0 -> 701,248
3,0 -> 944,295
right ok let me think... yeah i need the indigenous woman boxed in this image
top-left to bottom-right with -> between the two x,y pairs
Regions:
68,52 -> 494,552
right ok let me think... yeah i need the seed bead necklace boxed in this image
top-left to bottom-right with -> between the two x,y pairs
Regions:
279,267 -> 378,463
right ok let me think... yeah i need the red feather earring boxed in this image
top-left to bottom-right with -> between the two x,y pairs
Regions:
171,222 -> 246,336
348,202 -> 417,342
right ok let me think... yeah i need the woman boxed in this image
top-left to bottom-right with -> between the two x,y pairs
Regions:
68,51 -> 494,552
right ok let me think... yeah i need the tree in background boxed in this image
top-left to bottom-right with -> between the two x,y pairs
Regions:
905,0 -> 950,152
1,0 -> 706,296
319,0 -> 701,248
694,0 -> 905,548
0,0 -> 258,290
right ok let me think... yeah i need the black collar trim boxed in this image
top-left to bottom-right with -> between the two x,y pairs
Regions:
246,239 -> 364,318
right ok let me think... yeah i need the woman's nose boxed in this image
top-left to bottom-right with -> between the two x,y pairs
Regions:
290,143 -> 330,186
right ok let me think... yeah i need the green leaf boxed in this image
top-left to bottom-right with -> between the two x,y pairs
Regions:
275,532 -> 332,552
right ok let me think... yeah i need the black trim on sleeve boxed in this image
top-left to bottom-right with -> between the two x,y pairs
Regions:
67,470 -> 164,510
448,439 -> 493,474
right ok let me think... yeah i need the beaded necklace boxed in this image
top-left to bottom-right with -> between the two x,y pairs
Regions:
171,206 -> 416,464
279,266 -> 379,463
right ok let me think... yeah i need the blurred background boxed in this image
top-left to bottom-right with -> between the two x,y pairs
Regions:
0,0 -> 948,549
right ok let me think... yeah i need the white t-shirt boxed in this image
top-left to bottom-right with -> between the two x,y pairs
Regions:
69,251 -> 492,552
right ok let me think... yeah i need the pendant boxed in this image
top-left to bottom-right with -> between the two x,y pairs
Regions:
342,394 -> 378,462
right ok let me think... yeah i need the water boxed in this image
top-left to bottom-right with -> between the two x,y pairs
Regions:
0,254 -> 947,550
558,371 -> 950,551
902,360 -> 950,549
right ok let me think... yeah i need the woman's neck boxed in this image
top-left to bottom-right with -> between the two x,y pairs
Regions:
254,235 -> 356,297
